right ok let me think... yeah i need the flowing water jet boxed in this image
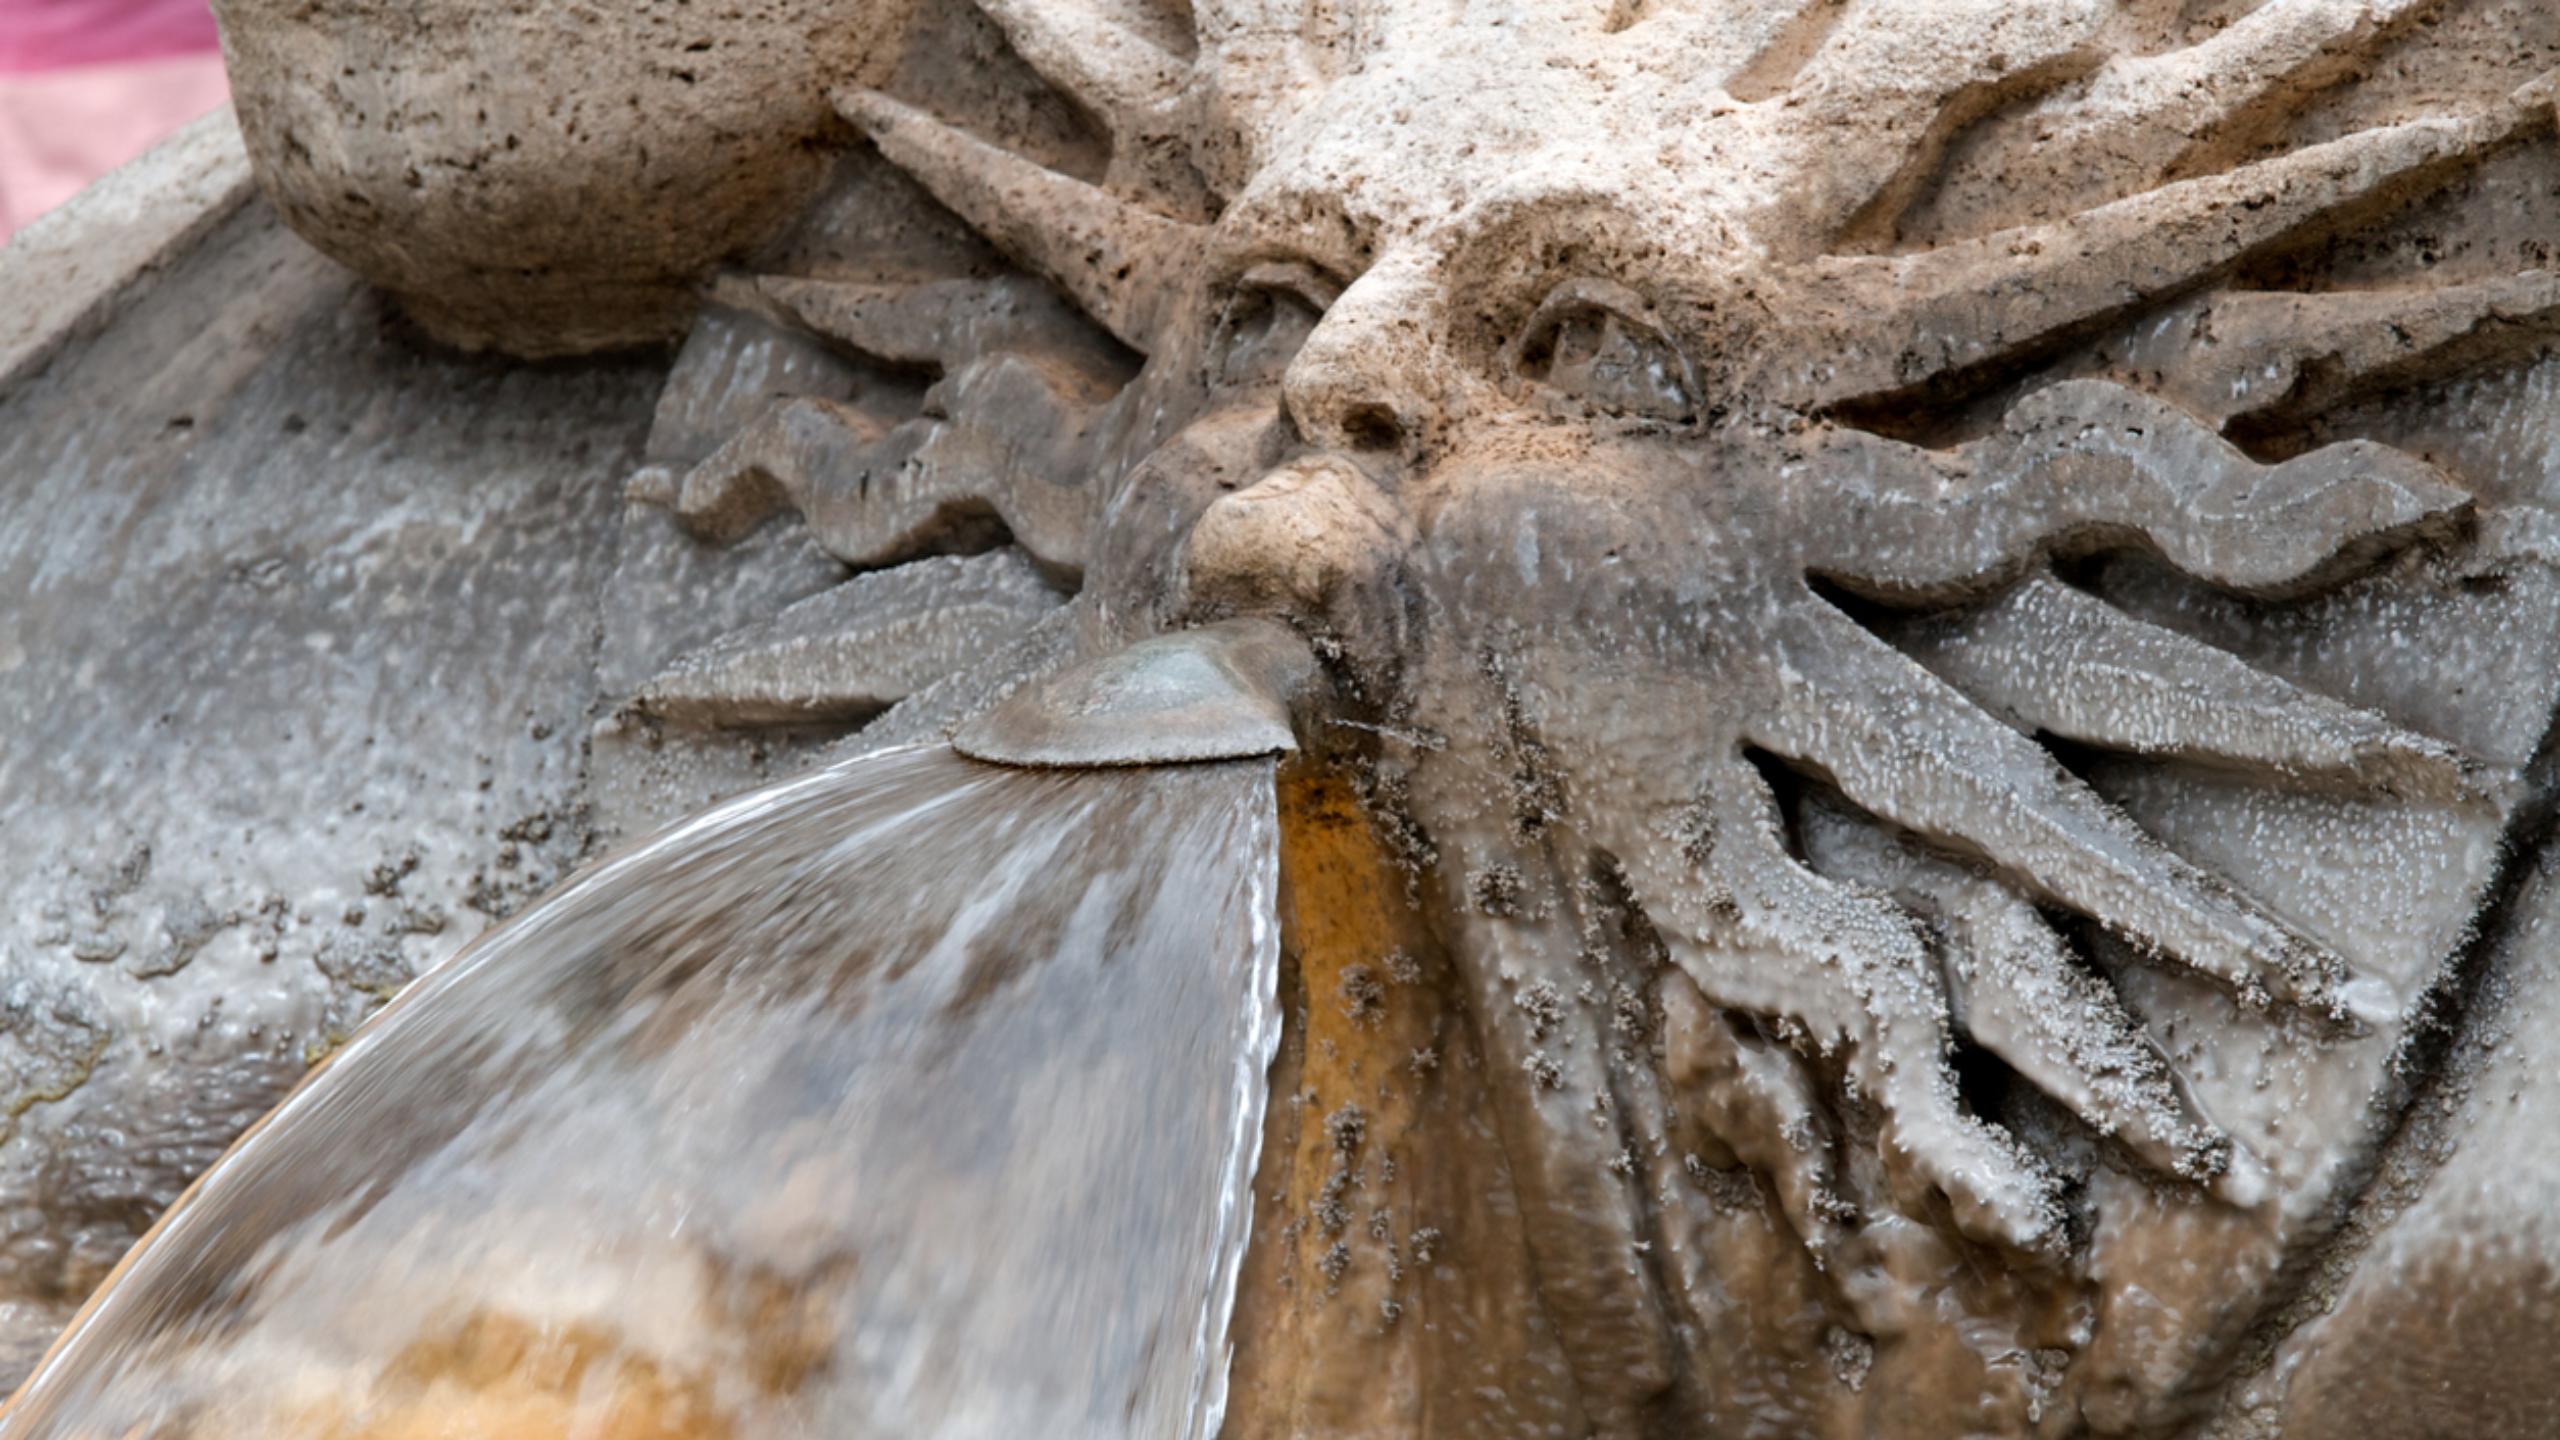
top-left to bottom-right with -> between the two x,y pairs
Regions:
0,743 -> 1282,1440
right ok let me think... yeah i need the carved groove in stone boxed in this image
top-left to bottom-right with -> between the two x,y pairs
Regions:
1886,571 -> 2476,799
632,549 -> 1067,729
834,87 -> 1204,351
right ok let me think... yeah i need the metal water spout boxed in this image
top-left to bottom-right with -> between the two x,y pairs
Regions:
954,618 -> 1321,769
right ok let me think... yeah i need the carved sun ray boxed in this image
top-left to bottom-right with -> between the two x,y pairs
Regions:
831,88 -> 1206,353
629,550 -> 1067,729
1784,87 -> 2555,409
973,0 -> 1230,222
1879,570 -> 2475,799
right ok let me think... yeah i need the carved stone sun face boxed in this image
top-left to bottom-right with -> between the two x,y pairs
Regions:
614,0 -> 2558,1429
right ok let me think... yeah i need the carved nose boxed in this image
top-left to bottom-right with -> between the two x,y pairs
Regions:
1281,250 -> 1442,455
1180,455 -> 1409,621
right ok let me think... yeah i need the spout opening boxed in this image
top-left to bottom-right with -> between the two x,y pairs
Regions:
952,619 -> 1322,770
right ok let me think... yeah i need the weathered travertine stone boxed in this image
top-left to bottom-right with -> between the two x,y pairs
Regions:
10,0 -> 2560,1432
207,0 -> 899,355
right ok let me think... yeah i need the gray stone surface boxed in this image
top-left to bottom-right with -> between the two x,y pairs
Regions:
0,145 -> 664,1383
0,109 -> 251,390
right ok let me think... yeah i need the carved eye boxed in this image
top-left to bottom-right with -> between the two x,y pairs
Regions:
1513,277 -> 1701,423
1209,261 -> 1340,390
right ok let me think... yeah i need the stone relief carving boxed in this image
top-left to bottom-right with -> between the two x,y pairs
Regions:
7,0 -> 2560,1434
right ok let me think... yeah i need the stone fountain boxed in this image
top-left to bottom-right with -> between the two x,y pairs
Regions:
5,0 -> 2560,1434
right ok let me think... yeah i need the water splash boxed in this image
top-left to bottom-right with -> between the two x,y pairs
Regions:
0,745 -> 1282,1439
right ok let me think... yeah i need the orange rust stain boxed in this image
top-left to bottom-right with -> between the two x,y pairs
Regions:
297,1311 -> 736,1440
1223,762 -> 1450,1438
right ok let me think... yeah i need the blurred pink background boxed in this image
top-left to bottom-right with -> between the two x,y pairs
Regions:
0,0 -> 229,242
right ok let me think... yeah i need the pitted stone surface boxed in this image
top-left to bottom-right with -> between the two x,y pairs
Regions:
0,180 -> 663,1386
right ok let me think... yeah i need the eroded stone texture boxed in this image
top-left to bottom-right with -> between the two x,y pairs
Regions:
13,0 -> 2560,1432
206,0 -> 1112,357
206,0 -> 886,356
0,169 -> 662,1384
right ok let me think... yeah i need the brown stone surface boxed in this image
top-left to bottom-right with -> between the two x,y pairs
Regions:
208,0 -> 889,355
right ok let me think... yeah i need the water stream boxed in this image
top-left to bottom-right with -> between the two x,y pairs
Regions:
0,744 -> 1281,1439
